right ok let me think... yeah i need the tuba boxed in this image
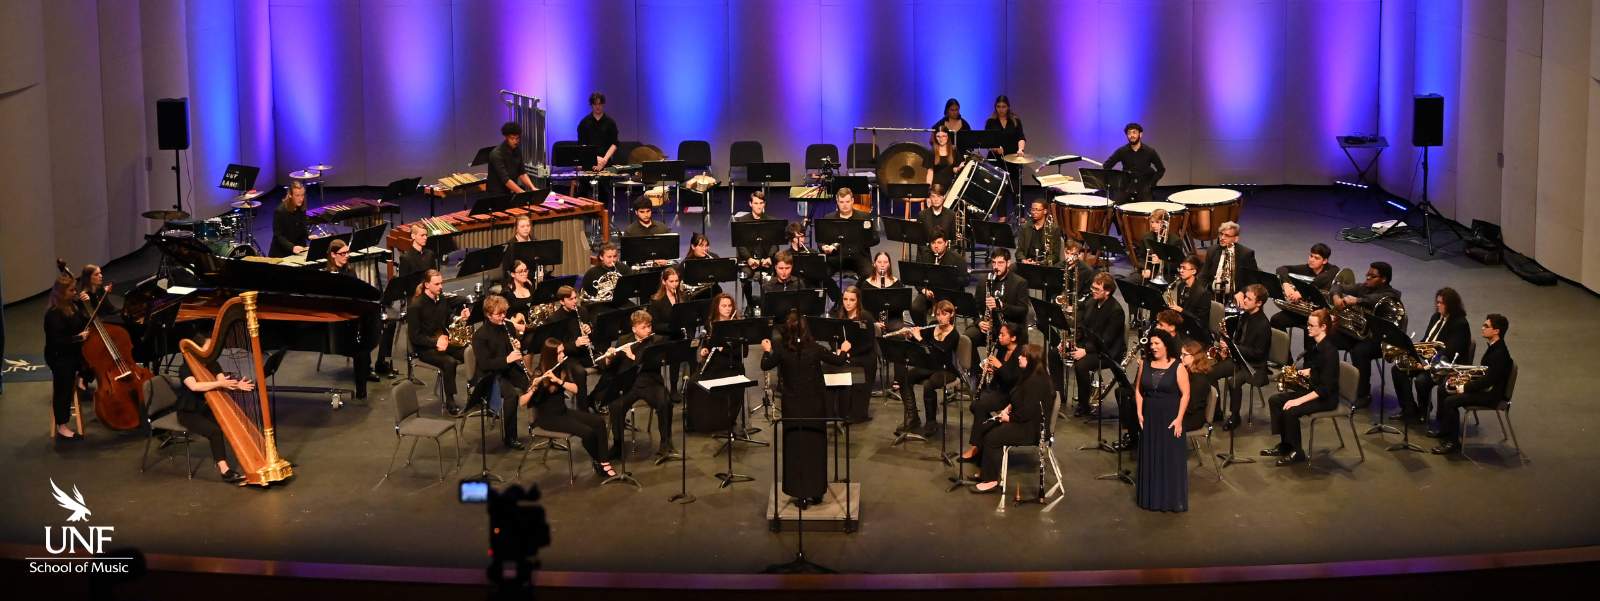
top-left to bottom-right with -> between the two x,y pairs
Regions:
581,270 -> 621,303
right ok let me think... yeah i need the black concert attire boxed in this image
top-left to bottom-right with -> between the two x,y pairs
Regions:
683,252 -> 727,298
470,321 -> 528,446
1336,281 -> 1402,404
858,275 -> 906,332
916,205 -> 958,262
406,292 -> 464,404
43,307 -> 88,427
269,203 -> 308,258
820,209 -> 878,279
1270,261 -> 1341,348
1183,367 -> 1215,432
686,323 -> 746,433
601,334 -> 673,457
503,281 -> 539,323
1216,307 -> 1270,420
928,149 -> 958,191
579,262 -> 633,319
622,220 -> 670,238
487,141 -> 524,194
1199,243 -> 1259,296
82,285 -> 120,318
577,113 -> 620,170
1435,339 -> 1512,446
500,237 -> 538,277
1170,279 -> 1212,337
971,370 -> 1046,483
985,116 -> 1026,157
176,359 -> 230,464
328,264 -> 376,398
1136,359 -> 1188,512
1393,312 -> 1471,419
526,361 -> 607,462
909,249 -> 966,325
931,117 -> 974,141
1015,218 -> 1062,266
1068,295 -> 1128,421
971,344 -> 1022,431
734,211 -> 780,302
1138,230 -> 1178,283
964,270 -> 1029,355
378,246 -> 438,372
893,325 -> 960,434
1267,336 -> 1340,454
1103,143 -> 1166,204
828,308 -> 877,423
762,339 -> 849,501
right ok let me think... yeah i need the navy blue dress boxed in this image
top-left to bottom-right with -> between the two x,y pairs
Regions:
1136,360 -> 1188,512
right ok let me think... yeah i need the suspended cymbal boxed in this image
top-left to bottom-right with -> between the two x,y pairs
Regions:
1001,152 -> 1035,165
308,164 -> 334,172
142,209 -> 190,221
289,169 -> 321,180
230,199 -> 263,210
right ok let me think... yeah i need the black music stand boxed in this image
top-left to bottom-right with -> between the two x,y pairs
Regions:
381,177 -> 422,202
467,193 -> 514,216
858,287 -> 912,325
590,305 -> 640,355
305,232 -> 354,263
789,254 -> 829,286
351,224 -> 386,251
932,288 -> 982,320
220,164 -> 259,193
712,317 -> 776,438
550,144 -> 596,169
469,146 -> 495,167
457,245 -> 506,283
1285,275 -> 1328,307
1144,237 -> 1186,281
620,234 -> 680,268
730,219 -> 788,310
813,218 -> 873,284
615,272 -> 658,305
761,289 -> 826,321
884,183 -> 930,203
1080,231 -> 1124,269
530,275 -> 579,304
668,298 -> 713,340
507,239 -> 563,273
642,160 -> 686,185
1015,263 -> 1065,296
881,216 -> 927,246
968,220 -> 1015,250
1077,168 -> 1126,199
682,257 -> 736,287
899,261 -> 969,294
699,371 -> 760,490
1369,316 -> 1416,443
879,337 -> 933,445
827,175 -> 869,198
1237,269 -> 1279,302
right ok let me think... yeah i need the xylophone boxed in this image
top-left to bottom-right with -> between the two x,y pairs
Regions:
386,192 -> 608,276
307,198 -> 398,230
425,172 -> 489,198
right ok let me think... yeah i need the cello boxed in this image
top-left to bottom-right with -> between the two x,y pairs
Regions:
57,260 -> 149,430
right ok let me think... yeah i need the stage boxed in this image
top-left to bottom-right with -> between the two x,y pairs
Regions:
2,186 -> 1597,580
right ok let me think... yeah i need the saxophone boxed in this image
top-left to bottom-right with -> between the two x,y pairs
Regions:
1163,279 -> 1181,309
1040,214 -> 1058,264
1213,243 -> 1236,298
581,270 -> 620,303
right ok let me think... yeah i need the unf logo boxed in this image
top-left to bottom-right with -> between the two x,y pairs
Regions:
44,479 -> 113,554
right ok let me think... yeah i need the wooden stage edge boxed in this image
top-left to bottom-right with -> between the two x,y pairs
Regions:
3,542 -> 1596,590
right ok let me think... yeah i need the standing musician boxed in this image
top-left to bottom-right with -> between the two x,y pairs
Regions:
960,322 -> 1026,462
820,188 -> 878,279
966,344 -> 1048,494
735,190 -> 779,303
966,249 -> 1029,356
1429,314 -> 1514,455
577,92 -> 619,171
376,224 -> 440,378
1137,208 -> 1175,284
1271,243 -> 1340,349
1016,198 -> 1061,266
44,274 -> 89,441
828,286 -> 878,424
1394,287 -> 1471,423
985,95 -> 1028,217
761,311 -> 852,507
892,299 -> 961,438
1103,122 -> 1166,204
174,338 -> 252,484
407,269 -> 471,416
470,295 -> 532,450
1199,221 -> 1259,296
1211,284 -> 1271,431
1066,274 -> 1128,429
1331,261 -> 1401,408
580,243 -> 633,316
489,122 -> 538,194
916,184 -> 958,262
269,180 -> 309,258
524,338 -> 614,477
77,264 -> 118,317
1262,309 -> 1341,466
930,98 -> 973,143
499,215 -> 537,277
325,239 -> 378,399
926,131 -> 959,190
599,310 -> 674,461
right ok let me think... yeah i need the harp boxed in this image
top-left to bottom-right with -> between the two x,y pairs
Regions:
179,291 -> 294,486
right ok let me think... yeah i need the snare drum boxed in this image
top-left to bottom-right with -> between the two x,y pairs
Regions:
218,211 -> 245,233
1168,188 -> 1241,243
1053,195 -> 1112,241
1115,201 -> 1188,265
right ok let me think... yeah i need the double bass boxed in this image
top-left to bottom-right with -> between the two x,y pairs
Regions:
57,260 -> 148,430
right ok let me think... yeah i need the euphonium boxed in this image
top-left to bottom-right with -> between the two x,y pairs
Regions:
1431,363 -> 1488,392
525,301 -> 561,329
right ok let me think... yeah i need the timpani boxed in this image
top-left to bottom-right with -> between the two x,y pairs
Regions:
1167,188 -> 1241,244
1053,195 -> 1113,241
1115,201 -> 1188,267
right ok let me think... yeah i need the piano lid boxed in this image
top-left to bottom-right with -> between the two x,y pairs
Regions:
149,234 -> 381,303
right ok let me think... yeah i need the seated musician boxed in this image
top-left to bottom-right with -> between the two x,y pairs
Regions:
893,299 -> 961,439
325,239 -> 378,399
910,228 -> 965,326
829,286 -> 878,424
1429,314 -> 1514,455
577,92 -> 619,171
549,285 -> 593,375
1395,287 -> 1470,424
580,243 -> 633,317
1212,284 -> 1271,431
269,180 -> 309,258
1138,208 -> 1174,283
1199,221 -> 1259,293
690,294 -> 746,433
764,251 -> 805,294
522,337 -> 613,477
1271,243 -> 1340,350
599,310 -> 674,461
820,187 -> 878,279
860,251 -> 906,332
175,335 -> 251,484
623,196 -> 671,238
489,121 -> 537,194
1179,340 -> 1218,432
471,294 -> 532,450
917,184 -> 957,262
1065,274 -> 1128,433
683,232 -> 726,298
1168,255 -> 1214,321
407,269 -> 471,415
1060,237 -> 1094,296
959,321 -> 1025,461
964,248 -> 1029,360
735,190 -> 779,304
1262,309 -> 1341,466
1016,198 -> 1062,266
1154,309 -> 1185,341
967,343 -> 1049,494
499,215 -> 537,276
377,224 -> 440,378
1331,261 -> 1401,408
503,259 -> 538,318
77,264 -> 119,317
771,226 -> 842,303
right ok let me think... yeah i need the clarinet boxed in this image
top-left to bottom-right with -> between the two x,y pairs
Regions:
504,322 -> 534,380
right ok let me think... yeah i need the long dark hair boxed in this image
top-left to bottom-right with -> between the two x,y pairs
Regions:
1147,329 -> 1177,362
1436,287 -> 1465,319
1019,343 -> 1044,378
782,309 -> 813,351
538,338 -> 562,373
989,94 -> 1018,121
707,292 -> 736,324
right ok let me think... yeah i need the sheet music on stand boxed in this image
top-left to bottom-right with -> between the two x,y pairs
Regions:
698,375 -> 754,391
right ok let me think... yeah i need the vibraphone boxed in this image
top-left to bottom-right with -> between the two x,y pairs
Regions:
425,172 -> 488,198
386,192 -> 608,276
307,198 -> 398,230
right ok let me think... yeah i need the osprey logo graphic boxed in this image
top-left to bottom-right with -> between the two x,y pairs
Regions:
50,479 -> 92,522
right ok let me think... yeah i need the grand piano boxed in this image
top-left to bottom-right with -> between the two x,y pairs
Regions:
124,235 -> 383,403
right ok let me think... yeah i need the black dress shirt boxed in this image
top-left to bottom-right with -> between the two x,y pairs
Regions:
270,205 -> 308,258
406,293 -> 454,350
976,271 -> 1030,326
1464,340 -> 1513,400
1079,296 -> 1128,360
1104,143 -> 1167,185
984,116 -> 1026,156
622,220 -> 670,238
487,141 -> 524,193
577,113 -> 620,166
